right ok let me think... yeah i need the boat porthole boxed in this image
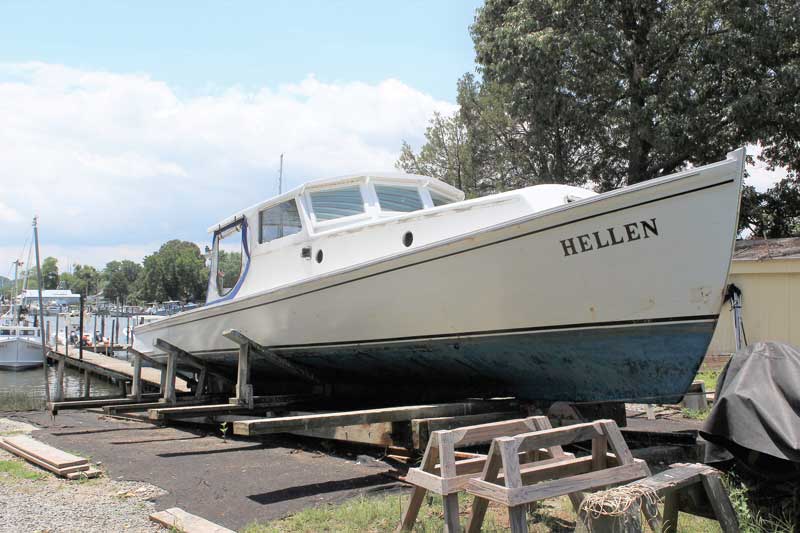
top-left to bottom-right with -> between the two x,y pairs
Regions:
316,249 -> 324,263
403,231 -> 413,247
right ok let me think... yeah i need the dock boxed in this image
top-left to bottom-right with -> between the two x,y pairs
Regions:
46,344 -> 189,410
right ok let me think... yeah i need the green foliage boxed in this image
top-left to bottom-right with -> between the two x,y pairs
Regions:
41,257 -> 59,290
695,369 -> 721,392
0,459 -> 45,481
739,179 -> 800,238
681,407 -> 710,420
402,1 -> 800,237
102,260 -> 142,302
66,264 -> 101,297
217,250 -> 243,293
242,492 -> 510,533
220,421 -> 229,440
136,240 -> 208,303
724,476 -> 796,533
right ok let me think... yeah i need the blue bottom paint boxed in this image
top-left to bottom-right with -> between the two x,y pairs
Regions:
279,322 -> 715,403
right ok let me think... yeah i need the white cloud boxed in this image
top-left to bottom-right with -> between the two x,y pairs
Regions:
0,62 -> 456,268
744,144 -> 789,192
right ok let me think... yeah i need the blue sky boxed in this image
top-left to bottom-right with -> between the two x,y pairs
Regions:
0,1 -> 483,272
0,1 -> 482,101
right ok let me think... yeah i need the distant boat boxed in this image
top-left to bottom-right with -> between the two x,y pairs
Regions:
0,261 -> 43,370
134,149 -> 745,404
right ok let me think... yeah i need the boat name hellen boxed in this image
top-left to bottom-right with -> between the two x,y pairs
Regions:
560,218 -> 658,257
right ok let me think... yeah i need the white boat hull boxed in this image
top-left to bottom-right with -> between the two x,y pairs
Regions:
0,337 -> 44,370
134,151 -> 744,402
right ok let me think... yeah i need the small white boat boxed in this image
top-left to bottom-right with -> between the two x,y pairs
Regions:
0,323 -> 44,370
134,149 -> 745,403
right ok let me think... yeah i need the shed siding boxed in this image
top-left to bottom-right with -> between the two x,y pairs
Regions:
707,258 -> 800,354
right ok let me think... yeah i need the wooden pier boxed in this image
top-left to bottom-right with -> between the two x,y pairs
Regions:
45,343 -> 190,412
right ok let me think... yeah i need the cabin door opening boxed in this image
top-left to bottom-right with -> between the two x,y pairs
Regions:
208,219 -> 249,303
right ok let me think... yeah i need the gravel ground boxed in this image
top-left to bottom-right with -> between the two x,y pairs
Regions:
0,417 -> 167,533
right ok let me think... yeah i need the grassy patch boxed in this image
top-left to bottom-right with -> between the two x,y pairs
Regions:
241,491 -> 731,533
681,407 -> 710,420
695,369 -> 721,392
0,459 -> 45,481
0,391 -> 45,411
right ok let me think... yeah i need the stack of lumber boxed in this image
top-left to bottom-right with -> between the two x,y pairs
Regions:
0,435 -> 100,480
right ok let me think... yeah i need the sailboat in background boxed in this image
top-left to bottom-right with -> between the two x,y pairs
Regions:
0,251 -> 44,370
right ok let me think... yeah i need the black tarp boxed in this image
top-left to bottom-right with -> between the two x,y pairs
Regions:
701,341 -> 800,466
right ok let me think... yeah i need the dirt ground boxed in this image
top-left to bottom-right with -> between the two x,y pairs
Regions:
1,410 -> 401,531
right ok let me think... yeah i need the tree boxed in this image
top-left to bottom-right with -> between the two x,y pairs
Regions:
103,260 -> 142,302
739,179 -> 800,238
136,240 -> 208,303
41,257 -> 59,290
68,265 -> 100,297
469,0 -> 798,190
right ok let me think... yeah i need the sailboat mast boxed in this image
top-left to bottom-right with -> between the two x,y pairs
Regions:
278,153 -> 284,195
32,216 -> 51,403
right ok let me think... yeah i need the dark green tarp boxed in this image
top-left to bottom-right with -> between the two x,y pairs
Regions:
702,341 -> 800,465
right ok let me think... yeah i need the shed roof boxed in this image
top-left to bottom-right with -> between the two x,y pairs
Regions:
734,237 -> 800,260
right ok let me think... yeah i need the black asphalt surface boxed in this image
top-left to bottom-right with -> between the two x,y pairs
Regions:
3,410 -> 402,531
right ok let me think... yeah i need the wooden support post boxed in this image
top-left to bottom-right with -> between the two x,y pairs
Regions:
82,370 -> 91,399
223,329 -> 320,386
161,348 -> 177,404
438,432 -> 461,533
195,367 -> 207,399
700,472 -> 739,533
662,492 -> 680,533
234,338 -> 252,407
131,351 -> 142,400
398,440 -> 439,531
54,354 -> 66,402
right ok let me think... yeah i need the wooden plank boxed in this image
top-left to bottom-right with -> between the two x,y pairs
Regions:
700,472 -> 740,533
149,507 -> 235,533
234,401 -> 516,436
404,468 -> 447,494
131,351 -> 142,400
0,439 -> 89,476
467,462 -> 648,507
66,467 -> 102,480
600,420 -> 635,465
49,396 -> 151,415
466,442 -> 503,533
103,398 -> 210,414
511,422 -> 604,454
446,416 -> 536,449
162,348 -> 177,404
2,435 -> 88,469
291,421 -> 396,447
412,411 -> 521,450
507,463 -> 648,507
592,435 -> 608,471
398,436 -> 440,531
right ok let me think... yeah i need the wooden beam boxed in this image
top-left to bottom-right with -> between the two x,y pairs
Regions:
234,400 -> 516,436
154,339 -> 232,383
162,347 -> 177,404
149,507 -> 235,533
223,329 -> 320,385
148,394 -> 310,420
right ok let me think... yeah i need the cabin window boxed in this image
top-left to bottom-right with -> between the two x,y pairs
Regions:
215,221 -> 245,297
375,185 -> 423,212
430,190 -> 454,207
309,186 -> 365,221
0,329 -> 10,335
259,200 -> 302,243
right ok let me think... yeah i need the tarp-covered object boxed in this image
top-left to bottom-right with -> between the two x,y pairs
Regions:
702,341 -> 800,464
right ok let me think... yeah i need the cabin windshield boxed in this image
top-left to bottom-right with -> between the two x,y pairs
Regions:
214,221 -> 245,297
375,185 -> 423,213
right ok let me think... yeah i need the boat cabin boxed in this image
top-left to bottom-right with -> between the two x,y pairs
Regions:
204,173 -> 464,304
0,326 -> 40,337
